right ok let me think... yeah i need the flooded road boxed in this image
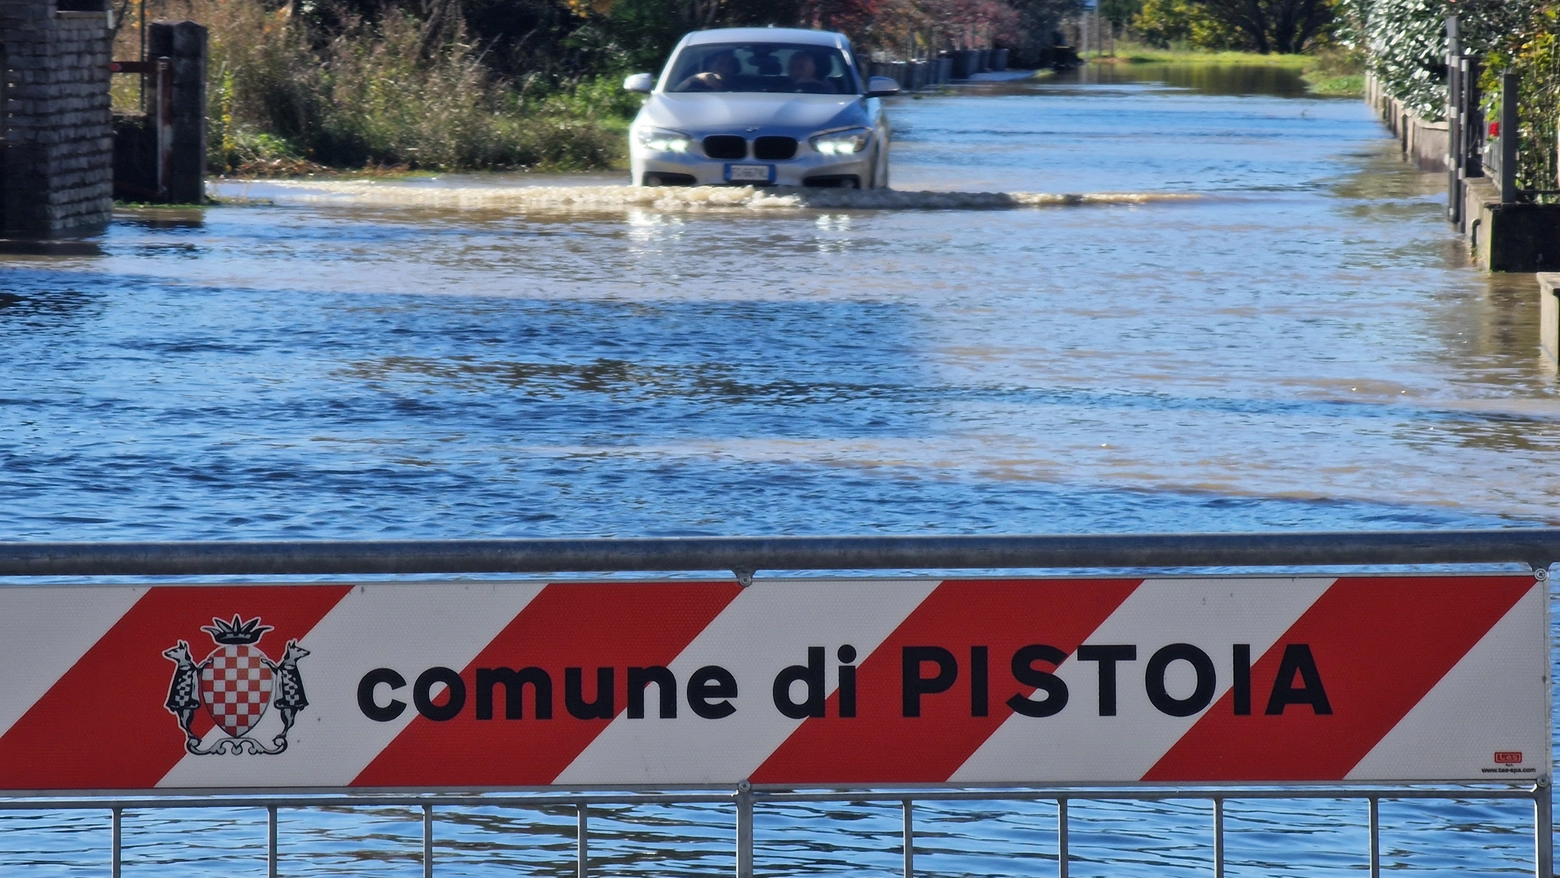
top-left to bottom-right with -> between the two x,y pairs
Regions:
1,66 -> 1555,876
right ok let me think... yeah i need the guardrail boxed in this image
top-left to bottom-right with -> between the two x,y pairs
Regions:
1,529 -> 1554,878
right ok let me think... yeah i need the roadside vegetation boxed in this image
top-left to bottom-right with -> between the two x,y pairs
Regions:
1344,0 -> 1558,194
113,0 -> 639,173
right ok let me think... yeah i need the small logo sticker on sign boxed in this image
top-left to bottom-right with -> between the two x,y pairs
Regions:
1494,752 -> 1523,764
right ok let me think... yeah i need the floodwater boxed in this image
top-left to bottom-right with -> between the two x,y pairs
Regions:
1,64 -> 1556,876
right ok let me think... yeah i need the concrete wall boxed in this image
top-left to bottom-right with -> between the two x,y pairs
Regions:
1464,175 -> 1560,272
0,0 -> 114,237
1364,72 -> 1448,173
1539,274 -> 1560,366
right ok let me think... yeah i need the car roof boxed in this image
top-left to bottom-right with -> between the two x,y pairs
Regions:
679,27 -> 849,49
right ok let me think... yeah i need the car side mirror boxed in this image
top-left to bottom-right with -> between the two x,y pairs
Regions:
866,76 -> 900,98
623,73 -> 654,93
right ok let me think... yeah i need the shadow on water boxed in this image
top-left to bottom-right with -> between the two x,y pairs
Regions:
114,206 -> 208,230
0,287 -> 105,328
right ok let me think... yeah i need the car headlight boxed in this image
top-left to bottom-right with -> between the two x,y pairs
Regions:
636,127 -> 692,153
810,127 -> 871,156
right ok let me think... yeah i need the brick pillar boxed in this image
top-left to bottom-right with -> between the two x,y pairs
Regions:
147,20 -> 206,205
0,0 -> 113,236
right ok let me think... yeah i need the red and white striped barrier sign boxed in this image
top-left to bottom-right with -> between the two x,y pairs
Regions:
0,575 -> 1545,792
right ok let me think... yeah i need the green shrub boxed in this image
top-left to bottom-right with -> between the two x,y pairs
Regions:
1480,2 -> 1560,192
1361,0 -> 1535,120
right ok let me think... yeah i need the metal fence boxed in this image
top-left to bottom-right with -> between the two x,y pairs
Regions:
0,528 -> 1555,878
1,783 -> 1547,878
1446,15 -> 1557,214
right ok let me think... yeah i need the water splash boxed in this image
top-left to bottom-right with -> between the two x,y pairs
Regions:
220,181 -> 1199,212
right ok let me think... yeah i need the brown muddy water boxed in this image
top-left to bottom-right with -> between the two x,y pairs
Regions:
0,65 -> 1554,878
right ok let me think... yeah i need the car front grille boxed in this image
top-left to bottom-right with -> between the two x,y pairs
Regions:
753,136 -> 797,160
702,136 -> 747,160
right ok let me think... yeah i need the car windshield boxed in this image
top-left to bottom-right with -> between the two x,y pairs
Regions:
665,42 -> 860,95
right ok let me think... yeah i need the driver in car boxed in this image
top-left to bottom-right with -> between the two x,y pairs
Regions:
677,51 -> 741,91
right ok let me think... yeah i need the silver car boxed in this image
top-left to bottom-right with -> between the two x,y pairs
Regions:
623,27 -> 898,189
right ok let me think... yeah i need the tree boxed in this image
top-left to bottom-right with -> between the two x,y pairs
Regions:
1132,0 -> 1243,48
799,0 -> 880,37
1006,0 -> 1084,66
1097,0 -> 1140,30
1190,0 -> 1333,53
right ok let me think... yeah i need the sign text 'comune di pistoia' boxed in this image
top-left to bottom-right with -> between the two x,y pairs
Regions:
0,575 -> 1545,792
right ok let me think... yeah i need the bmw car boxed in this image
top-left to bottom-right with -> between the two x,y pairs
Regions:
623,27 -> 898,188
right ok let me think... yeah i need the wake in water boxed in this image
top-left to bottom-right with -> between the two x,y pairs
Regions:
223,181 -> 1198,211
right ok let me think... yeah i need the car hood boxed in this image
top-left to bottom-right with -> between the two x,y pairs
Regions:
637,93 -> 867,135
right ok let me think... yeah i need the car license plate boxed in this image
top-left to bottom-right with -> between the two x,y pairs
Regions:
726,164 -> 773,183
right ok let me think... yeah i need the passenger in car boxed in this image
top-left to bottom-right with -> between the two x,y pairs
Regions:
786,52 -> 834,93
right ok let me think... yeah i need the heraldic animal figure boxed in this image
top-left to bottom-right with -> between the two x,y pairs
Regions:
266,640 -> 310,748
162,641 -> 205,752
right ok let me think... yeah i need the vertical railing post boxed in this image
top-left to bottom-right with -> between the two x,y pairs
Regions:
1500,70 -> 1519,204
577,804 -> 589,878
155,57 -> 173,198
1368,796 -> 1380,878
902,799 -> 914,878
268,805 -> 279,878
1213,798 -> 1224,878
137,0 -> 146,110
1446,14 -> 1461,224
1465,59 -> 1484,177
111,807 -> 123,878
736,781 -> 755,878
422,804 -> 434,878
1057,798 -> 1069,878
1536,778 -> 1553,878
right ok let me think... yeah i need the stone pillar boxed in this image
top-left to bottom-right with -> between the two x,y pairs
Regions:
0,0 -> 114,236
147,20 -> 206,205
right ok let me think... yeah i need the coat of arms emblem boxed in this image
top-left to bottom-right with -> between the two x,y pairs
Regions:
163,615 -> 309,755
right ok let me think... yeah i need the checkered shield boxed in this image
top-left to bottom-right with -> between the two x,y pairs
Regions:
199,645 -> 274,737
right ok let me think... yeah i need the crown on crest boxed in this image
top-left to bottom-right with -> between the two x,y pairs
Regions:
201,615 -> 273,645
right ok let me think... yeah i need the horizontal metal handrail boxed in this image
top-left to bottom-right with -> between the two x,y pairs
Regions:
0,784 -> 1536,810
0,792 -> 738,810
756,785 -> 1542,802
0,528 -> 1556,577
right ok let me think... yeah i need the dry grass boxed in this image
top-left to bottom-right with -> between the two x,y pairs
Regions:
113,0 -> 634,173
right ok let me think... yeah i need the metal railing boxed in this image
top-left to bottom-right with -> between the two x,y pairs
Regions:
1447,16 -> 1533,213
0,528 -> 1554,878
2,783 -> 1547,878
1,527 -> 1558,578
